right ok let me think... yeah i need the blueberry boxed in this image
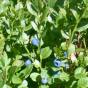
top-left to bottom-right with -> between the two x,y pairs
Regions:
41,77 -> 48,84
31,38 -> 39,46
54,59 -> 62,67
25,59 -> 32,66
64,51 -> 67,57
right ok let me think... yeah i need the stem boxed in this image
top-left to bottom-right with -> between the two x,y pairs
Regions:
38,39 -> 42,68
21,41 -> 33,61
83,38 -> 86,49
24,45 -> 31,57
38,25 -> 42,69
40,55 -> 42,68
70,21 -> 79,43
70,8 -> 87,43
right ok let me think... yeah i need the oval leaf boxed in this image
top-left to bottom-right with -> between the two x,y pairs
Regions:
12,75 -> 22,84
61,30 -> 69,39
30,72 -> 40,82
68,43 -> 75,56
74,67 -> 86,79
77,24 -> 88,32
40,47 -> 52,59
26,1 -> 37,16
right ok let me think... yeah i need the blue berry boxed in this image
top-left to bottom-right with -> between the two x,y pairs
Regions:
31,38 -> 39,46
25,59 -> 32,66
64,51 -> 67,57
54,59 -> 62,67
41,77 -> 48,84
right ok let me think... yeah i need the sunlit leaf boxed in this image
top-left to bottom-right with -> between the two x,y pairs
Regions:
77,77 -> 88,88
70,9 -> 79,21
26,1 -> 37,16
30,72 -> 40,82
68,43 -> 75,56
12,75 -> 22,84
77,24 -> 88,32
74,67 -> 86,79
61,30 -> 69,39
40,47 -> 52,59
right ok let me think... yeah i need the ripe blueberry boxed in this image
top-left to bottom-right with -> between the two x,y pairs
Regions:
54,59 -> 62,67
41,77 -> 48,84
25,59 -> 32,66
31,38 -> 39,46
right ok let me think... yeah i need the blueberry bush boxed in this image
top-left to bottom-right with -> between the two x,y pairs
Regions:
0,0 -> 88,88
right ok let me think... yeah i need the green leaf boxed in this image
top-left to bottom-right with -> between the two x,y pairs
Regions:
39,85 -> 49,88
30,72 -> 40,82
40,7 -> 49,22
26,1 -> 37,16
59,72 -> 69,82
12,60 -> 24,67
74,67 -> 86,79
12,75 -> 22,84
61,30 -> 69,39
0,52 -> 10,67
77,77 -> 88,88
82,8 -> 88,18
84,56 -> 88,66
61,42 -> 67,50
77,24 -> 88,32
31,21 -> 38,31
0,72 -> 4,88
59,8 -> 66,17
0,34 -> 5,55
64,0 -> 69,8
68,43 -> 75,56
18,80 -> 28,88
20,64 -> 33,78
70,9 -> 79,21
15,2 -> 23,10
8,66 -> 16,81
40,47 -> 52,59
41,69 -> 48,78
83,0 -> 88,6
3,84 -> 11,88
70,81 -> 77,88
47,0 -> 57,8
32,0 -> 43,10
47,15 -> 53,23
